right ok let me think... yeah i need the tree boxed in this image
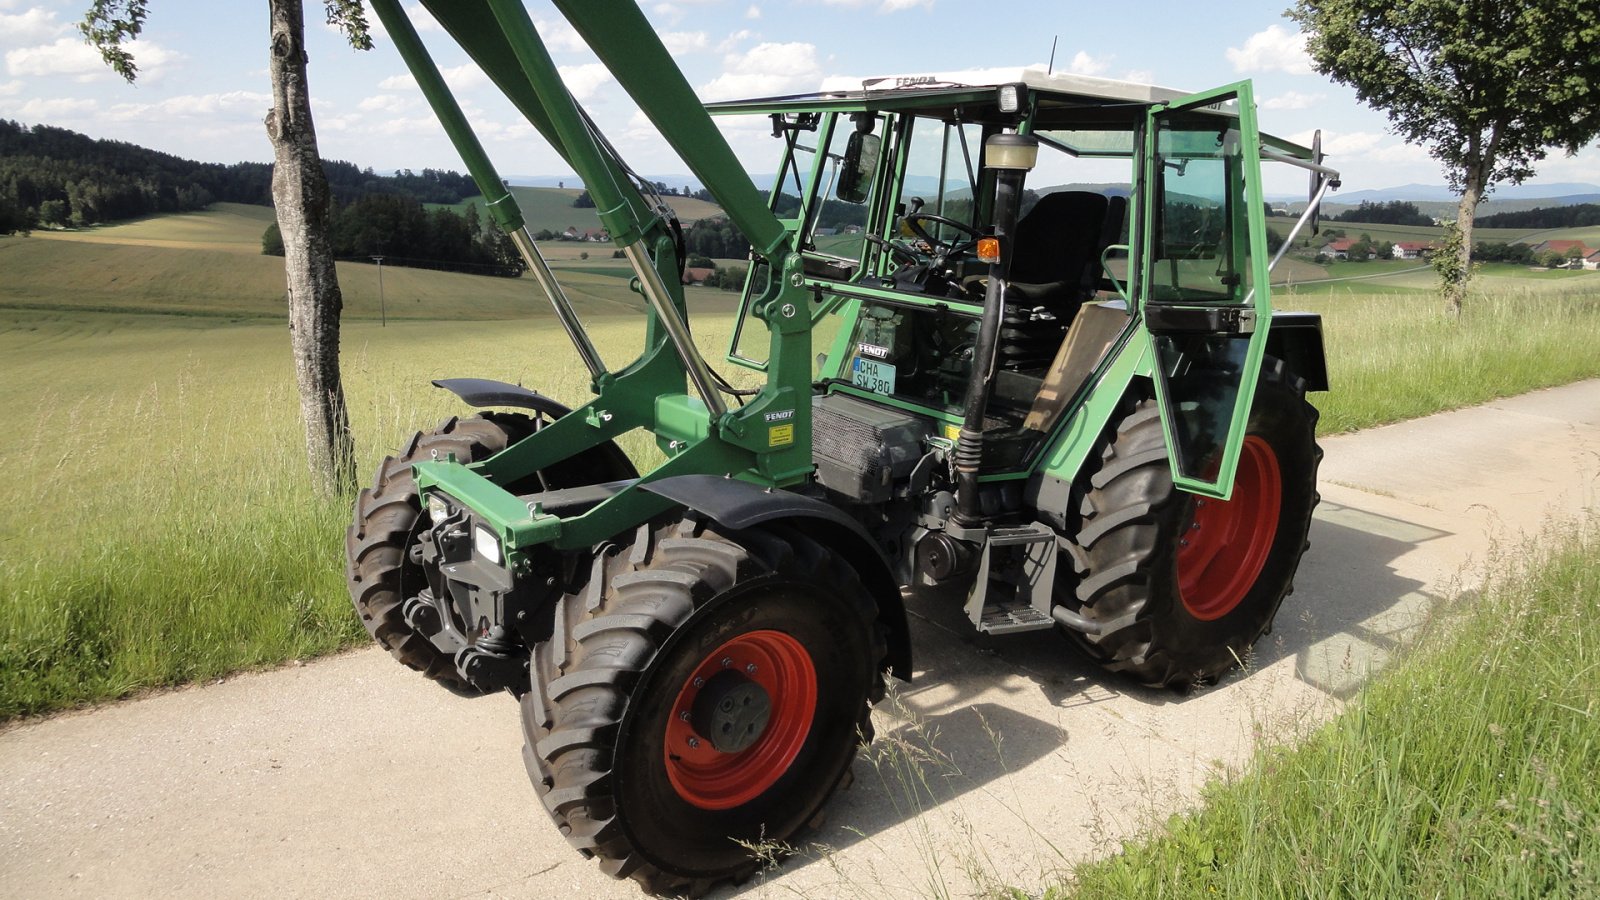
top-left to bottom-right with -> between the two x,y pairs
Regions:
82,0 -> 371,495
1289,0 -> 1600,312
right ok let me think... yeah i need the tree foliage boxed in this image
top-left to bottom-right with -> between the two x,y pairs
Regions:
1289,0 -> 1600,309
1332,200 -> 1432,227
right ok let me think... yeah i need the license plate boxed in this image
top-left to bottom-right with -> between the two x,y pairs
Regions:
851,357 -> 896,395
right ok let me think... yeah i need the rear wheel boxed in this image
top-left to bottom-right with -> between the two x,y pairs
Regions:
1058,359 -> 1321,687
522,518 -> 884,896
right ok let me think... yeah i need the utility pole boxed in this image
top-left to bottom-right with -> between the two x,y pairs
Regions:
370,255 -> 386,327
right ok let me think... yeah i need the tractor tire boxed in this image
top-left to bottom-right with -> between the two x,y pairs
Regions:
1059,358 -> 1321,687
522,517 -> 886,896
346,410 -> 635,694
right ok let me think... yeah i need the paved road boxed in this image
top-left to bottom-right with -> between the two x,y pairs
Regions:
3,382 -> 1597,900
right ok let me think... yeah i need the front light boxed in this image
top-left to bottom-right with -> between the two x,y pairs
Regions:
473,525 -> 503,565
426,493 -> 451,522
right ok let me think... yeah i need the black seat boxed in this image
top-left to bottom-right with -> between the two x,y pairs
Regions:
1007,191 -> 1126,314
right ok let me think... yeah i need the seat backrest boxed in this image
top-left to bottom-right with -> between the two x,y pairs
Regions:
1011,190 -> 1126,299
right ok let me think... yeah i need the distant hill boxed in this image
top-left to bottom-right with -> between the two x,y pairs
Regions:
0,119 -> 480,233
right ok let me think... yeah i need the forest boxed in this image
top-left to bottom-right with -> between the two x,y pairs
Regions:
0,119 -> 476,234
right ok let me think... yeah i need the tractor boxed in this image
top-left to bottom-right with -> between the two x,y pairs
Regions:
345,1 -> 1340,894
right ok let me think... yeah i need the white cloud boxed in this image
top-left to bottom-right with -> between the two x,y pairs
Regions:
1067,51 -> 1109,76
358,94 -> 414,113
531,18 -> 587,53
14,96 -> 97,119
746,4 -> 762,19
377,63 -> 487,93
718,29 -> 756,53
0,79 -> 21,96
103,91 -> 271,123
6,36 -> 178,81
1123,69 -> 1156,85
661,31 -> 708,54
0,7 -> 68,44
821,0 -> 932,9
1262,90 -> 1325,111
403,3 -> 441,32
701,41 -> 820,101
1226,25 -> 1312,75
558,63 -> 613,101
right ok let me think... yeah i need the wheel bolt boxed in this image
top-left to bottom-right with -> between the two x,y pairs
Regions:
721,657 -> 733,668
1180,539 -> 1189,547
692,676 -> 704,687
679,710 -> 690,721
745,663 -> 757,674
687,737 -> 700,749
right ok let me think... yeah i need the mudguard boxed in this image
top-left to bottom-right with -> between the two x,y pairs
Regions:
433,377 -> 639,480
1266,313 -> 1328,392
640,474 -> 913,682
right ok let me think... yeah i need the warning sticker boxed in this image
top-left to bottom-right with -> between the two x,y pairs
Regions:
768,424 -> 795,447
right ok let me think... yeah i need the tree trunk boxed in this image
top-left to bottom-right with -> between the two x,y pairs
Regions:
1446,179 -> 1482,316
266,0 -> 355,495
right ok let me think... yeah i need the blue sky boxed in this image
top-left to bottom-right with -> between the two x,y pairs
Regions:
2,0 -> 1596,199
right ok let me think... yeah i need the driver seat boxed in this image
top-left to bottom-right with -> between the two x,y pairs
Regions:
1006,191 -> 1126,316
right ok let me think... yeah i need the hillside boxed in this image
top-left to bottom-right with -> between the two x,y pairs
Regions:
0,202 -> 741,322
446,185 -> 725,234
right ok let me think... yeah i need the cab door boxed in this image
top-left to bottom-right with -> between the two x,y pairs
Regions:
1138,82 -> 1271,499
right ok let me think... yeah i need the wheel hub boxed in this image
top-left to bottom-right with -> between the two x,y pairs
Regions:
690,670 -> 772,753
1176,434 -> 1283,620
663,629 -> 817,810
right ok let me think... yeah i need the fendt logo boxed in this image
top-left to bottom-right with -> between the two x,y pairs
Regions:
764,409 -> 795,422
857,342 -> 890,359
895,76 -> 936,87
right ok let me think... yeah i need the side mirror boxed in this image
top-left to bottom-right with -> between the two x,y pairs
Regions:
836,131 -> 881,204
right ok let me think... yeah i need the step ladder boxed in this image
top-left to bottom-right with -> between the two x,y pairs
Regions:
963,521 -> 1061,635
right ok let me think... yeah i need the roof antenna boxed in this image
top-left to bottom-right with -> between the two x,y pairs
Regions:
1047,36 -> 1058,75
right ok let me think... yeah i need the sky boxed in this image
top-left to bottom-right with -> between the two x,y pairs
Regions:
3,0 -> 1596,200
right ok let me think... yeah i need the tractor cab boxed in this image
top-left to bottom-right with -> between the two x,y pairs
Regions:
720,69 -> 1325,507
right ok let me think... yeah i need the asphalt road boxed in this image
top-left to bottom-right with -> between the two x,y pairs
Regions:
3,381 -> 1596,900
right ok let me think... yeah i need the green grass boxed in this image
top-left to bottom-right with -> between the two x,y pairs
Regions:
1282,286 -> 1600,434
1063,519 -> 1600,898
0,309 -> 745,718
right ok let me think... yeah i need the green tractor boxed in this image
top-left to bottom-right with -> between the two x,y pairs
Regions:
346,1 -> 1339,893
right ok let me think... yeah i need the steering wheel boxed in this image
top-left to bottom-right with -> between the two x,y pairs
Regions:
863,233 -> 923,267
903,212 -> 981,256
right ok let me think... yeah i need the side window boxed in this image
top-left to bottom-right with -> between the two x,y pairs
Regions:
1148,120 -> 1250,305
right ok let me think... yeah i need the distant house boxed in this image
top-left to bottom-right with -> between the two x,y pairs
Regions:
1321,237 -> 1353,260
582,228 -> 609,242
1390,241 -> 1435,260
1529,239 -> 1593,267
561,226 -> 580,241
681,266 -> 715,285
1584,250 -> 1600,271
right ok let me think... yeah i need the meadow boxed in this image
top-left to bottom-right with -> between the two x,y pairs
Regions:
1,205 -> 1598,718
1064,517 -> 1599,898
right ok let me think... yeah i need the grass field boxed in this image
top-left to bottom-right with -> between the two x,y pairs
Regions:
443,185 -> 726,233
1063,519 -> 1599,898
1,204 -> 1598,719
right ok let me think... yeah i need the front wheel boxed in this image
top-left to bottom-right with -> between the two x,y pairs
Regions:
1059,359 -> 1322,687
522,518 -> 885,896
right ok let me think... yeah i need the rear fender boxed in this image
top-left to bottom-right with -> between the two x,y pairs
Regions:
640,474 -> 913,683
1265,313 -> 1328,392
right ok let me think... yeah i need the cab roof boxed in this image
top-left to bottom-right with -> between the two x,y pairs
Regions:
706,65 -> 1315,159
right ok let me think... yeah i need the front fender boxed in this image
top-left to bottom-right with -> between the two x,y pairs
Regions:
640,474 -> 913,683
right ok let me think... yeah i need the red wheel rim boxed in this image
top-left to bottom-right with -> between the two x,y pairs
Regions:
663,630 -> 817,810
1177,435 -> 1282,621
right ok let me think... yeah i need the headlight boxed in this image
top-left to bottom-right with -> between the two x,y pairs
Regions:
473,525 -> 503,565
426,493 -> 452,522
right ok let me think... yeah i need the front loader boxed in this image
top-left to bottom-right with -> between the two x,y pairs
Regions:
344,2 -> 1340,893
